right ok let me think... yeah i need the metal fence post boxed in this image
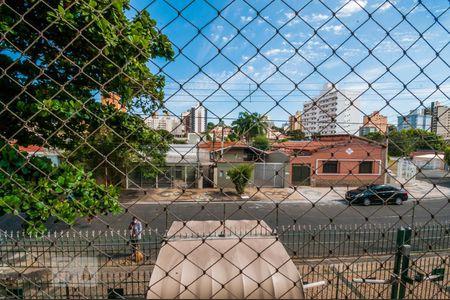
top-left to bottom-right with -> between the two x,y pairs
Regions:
391,227 -> 405,299
391,227 -> 412,300
398,227 -> 412,299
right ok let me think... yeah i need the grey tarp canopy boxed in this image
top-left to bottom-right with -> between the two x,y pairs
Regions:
147,220 -> 305,299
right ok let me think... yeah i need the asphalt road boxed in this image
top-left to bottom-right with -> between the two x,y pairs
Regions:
1,197 -> 449,233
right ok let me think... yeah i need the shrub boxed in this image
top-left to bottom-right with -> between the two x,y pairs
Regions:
227,164 -> 254,195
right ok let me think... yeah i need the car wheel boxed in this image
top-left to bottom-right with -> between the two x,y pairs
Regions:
395,197 -> 403,205
363,198 -> 371,206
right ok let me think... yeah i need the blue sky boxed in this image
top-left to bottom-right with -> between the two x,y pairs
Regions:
128,0 -> 450,127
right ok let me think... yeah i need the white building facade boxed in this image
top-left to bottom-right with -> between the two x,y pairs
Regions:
190,104 -> 207,134
431,101 -> 450,139
302,84 -> 362,136
145,114 -> 185,137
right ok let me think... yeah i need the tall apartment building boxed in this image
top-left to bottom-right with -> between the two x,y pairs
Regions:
189,104 -> 207,134
359,111 -> 388,136
288,111 -> 303,131
431,101 -> 450,139
397,107 -> 432,131
145,113 -> 185,137
181,111 -> 191,133
302,84 -> 361,136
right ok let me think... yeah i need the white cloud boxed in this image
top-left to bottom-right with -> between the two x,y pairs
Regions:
322,24 -> 345,34
210,33 -> 220,42
278,12 -> 300,26
400,36 -> 416,43
379,2 -> 392,11
284,12 -> 296,19
337,0 -> 368,17
263,48 -> 295,56
371,1 -> 395,11
256,16 -> 270,24
240,16 -> 252,23
305,13 -> 330,22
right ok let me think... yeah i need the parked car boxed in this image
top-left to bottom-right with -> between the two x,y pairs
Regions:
345,184 -> 408,206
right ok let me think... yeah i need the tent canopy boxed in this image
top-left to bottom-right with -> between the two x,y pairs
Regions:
147,220 -> 305,299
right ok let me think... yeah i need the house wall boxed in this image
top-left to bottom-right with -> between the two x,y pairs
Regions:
289,142 -> 386,187
216,148 -> 263,162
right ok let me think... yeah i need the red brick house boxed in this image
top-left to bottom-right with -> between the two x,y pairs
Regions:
272,135 -> 387,187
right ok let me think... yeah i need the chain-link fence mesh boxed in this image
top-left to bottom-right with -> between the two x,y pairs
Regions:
1,0 -> 450,299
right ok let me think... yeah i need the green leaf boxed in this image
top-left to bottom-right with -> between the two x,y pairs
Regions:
57,4 -> 65,17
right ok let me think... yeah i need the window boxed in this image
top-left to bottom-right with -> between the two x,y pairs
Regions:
359,161 -> 373,174
373,185 -> 392,192
322,161 -> 338,173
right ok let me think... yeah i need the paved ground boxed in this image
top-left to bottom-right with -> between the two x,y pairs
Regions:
1,179 -> 448,233
120,179 -> 450,204
1,195 -> 447,233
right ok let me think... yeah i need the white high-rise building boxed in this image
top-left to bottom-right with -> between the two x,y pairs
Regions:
145,113 -> 185,137
302,84 -> 362,136
189,104 -> 207,134
431,101 -> 450,139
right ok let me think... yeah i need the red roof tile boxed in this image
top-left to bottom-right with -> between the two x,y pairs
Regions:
197,141 -> 248,150
272,135 -> 385,152
18,145 -> 46,153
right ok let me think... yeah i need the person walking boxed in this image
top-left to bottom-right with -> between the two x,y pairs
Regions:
129,216 -> 142,260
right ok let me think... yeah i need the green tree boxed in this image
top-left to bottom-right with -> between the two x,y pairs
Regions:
367,128 -> 447,157
226,132 -> 240,142
227,164 -> 254,195
207,122 -> 215,131
0,142 -> 121,234
72,124 -> 172,185
0,0 -> 173,233
231,112 -> 268,142
271,125 -> 285,134
390,129 -> 446,157
252,135 -> 270,151
365,131 -> 385,143
445,147 -> 450,166
286,129 -> 305,140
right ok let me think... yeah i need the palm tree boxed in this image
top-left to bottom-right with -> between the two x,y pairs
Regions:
231,112 -> 268,142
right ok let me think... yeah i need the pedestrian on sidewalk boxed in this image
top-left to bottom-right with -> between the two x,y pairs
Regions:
129,216 -> 142,260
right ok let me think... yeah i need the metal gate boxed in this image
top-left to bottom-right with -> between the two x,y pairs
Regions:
254,163 -> 285,188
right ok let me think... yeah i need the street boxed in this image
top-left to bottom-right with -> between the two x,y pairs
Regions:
1,197 -> 449,233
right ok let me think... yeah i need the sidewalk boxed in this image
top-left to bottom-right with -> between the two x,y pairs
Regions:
121,180 -> 450,204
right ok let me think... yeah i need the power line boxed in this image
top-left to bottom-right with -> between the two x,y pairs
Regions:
164,79 -> 450,86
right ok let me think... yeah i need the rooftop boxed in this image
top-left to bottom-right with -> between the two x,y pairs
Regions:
272,135 -> 386,153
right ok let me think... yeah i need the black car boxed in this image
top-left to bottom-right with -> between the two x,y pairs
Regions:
345,184 -> 408,206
